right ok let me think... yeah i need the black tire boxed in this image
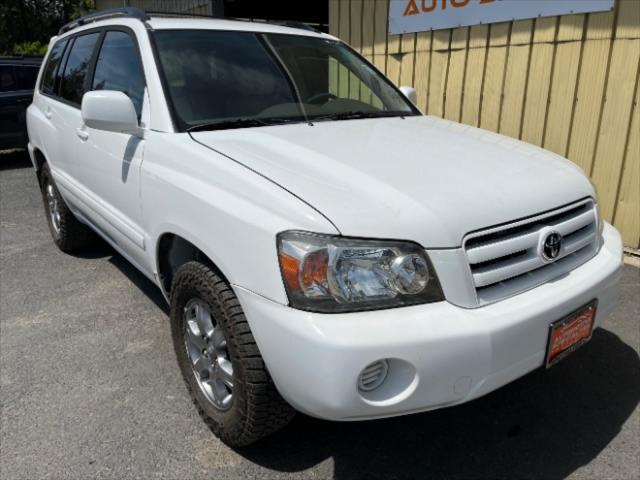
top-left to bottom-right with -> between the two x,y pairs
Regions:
39,163 -> 95,252
169,261 -> 294,447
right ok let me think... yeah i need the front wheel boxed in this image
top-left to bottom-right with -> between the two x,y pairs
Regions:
169,261 -> 294,446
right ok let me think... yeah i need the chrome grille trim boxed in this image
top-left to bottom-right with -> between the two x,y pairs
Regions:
463,199 -> 599,305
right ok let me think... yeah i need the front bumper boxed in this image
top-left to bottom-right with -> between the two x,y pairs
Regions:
235,223 -> 623,421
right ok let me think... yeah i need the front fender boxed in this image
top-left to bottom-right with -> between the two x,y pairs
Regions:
142,132 -> 338,304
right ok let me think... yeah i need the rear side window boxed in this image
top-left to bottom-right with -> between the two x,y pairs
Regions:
59,33 -> 100,105
15,66 -> 40,90
92,31 -> 145,117
0,66 -> 17,92
41,40 -> 67,95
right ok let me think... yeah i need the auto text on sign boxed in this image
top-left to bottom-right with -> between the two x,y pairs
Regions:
389,0 -> 615,35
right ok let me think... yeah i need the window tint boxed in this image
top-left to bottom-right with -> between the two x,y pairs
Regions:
0,66 -> 17,92
267,35 -> 394,112
41,40 -> 67,94
15,66 -> 40,90
1,65 -> 40,92
153,30 -> 415,131
154,30 -> 298,128
92,31 -> 145,117
59,33 -> 100,105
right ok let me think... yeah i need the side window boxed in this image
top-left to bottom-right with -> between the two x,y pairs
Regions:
59,33 -> 100,105
92,31 -> 145,117
41,40 -> 67,95
0,66 -> 17,92
16,66 -> 40,91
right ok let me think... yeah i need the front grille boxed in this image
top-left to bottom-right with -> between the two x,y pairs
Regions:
463,199 -> 599,305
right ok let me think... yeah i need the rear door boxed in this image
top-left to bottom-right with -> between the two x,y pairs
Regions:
34,39 -> 69,167
54,31 -> 101,181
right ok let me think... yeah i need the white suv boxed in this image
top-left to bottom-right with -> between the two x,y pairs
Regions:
27,8 -> 623,446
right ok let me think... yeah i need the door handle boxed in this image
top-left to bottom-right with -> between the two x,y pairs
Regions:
76,128 -> 89,141
44,108 -> 52,119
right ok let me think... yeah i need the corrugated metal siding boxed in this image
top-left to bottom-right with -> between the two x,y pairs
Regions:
329,0 -> 640,249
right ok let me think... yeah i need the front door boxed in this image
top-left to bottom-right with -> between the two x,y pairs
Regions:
75,29 -> 148,270
54,29 -> 148,271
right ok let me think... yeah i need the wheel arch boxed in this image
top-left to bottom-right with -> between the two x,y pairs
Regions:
155,231 -> 230,298
32,148 -> 47,178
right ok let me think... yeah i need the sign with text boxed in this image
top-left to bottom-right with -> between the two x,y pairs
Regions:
389,0 -> 615,35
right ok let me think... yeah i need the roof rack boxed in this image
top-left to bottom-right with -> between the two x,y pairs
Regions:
239,19 -> 321,33
58,7 -> 147,34
58,7 -> 321,35
147,10 -> 321,33
145,10 -> 213,20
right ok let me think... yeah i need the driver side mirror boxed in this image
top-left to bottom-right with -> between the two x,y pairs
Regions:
399,86 -> 417,105
81,90 -> 140,135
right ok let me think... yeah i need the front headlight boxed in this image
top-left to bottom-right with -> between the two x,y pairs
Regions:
277,231 -> 444,313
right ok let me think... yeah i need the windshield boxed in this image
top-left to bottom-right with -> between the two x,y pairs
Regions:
153,30 -> 418,131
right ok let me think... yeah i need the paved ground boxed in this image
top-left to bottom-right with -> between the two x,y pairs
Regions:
1,150 -> 639,480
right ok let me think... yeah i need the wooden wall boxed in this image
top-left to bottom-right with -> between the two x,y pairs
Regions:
329,0 -> 640,249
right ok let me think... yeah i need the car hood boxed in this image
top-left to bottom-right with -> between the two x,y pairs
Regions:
190,116 -> 594,248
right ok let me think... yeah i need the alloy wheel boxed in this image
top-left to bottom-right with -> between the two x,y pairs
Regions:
45,182 -> 61,234
183,298 -> 234,411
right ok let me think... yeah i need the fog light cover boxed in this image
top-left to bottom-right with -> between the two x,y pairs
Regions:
358,360 -> 389,392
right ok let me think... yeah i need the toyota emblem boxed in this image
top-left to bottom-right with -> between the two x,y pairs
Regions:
542,231 -> 563,261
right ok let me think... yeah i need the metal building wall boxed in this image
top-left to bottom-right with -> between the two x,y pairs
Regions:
330,0 -> 640,249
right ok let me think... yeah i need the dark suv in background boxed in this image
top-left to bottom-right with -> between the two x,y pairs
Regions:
0,56 -> 42,150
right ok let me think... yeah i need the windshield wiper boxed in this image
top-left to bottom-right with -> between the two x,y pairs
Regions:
187,111 -> 412,132
187,117 -> 300,132
311,110 -> 412,122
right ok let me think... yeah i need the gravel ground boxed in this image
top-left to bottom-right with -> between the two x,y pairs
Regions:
1,150 -> 639,480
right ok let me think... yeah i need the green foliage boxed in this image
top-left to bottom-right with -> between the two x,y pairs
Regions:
0,1 -> 96,56
13,41 -> 49,56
